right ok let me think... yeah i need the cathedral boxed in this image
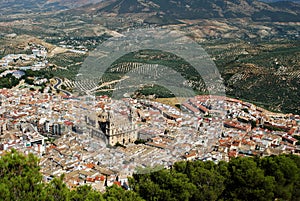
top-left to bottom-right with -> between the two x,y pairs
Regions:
87,105 -> 138,146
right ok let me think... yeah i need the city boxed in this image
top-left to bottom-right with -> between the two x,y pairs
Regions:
1,0 -> 300,200
1,82 -> 299,191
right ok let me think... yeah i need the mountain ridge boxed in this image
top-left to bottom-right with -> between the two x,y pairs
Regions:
1,0 -> 300,23
0,0 -> 103,14
90,0 -> 300,22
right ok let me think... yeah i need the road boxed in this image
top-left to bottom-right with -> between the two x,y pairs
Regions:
53,77 -> 72,97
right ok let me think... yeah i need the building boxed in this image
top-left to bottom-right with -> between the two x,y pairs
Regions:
88,108 -> 137,146
282,135 -> 298,146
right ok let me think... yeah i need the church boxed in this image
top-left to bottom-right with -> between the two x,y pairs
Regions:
86,106 -> 138,146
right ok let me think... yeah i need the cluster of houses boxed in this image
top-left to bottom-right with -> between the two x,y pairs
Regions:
0,43 -> 48,70
0,85 -> 299,191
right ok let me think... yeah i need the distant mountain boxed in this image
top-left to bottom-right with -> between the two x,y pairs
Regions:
260,0 -> 300,2
91,0 -> 300,22
1,0 -> 300,23
269,0 -> 300,9
0,0 -> 103,14
46,0 -> 104,9
0,0 -> 299,113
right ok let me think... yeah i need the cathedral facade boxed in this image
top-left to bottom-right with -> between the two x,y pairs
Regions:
87,107 -> 138,146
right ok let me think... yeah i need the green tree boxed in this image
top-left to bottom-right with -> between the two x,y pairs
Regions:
0,149 -> 44,201
0,74 -> 20,89
189,165 -> 225,200
131,168 -> 196,201
129,174 -> 161,201
287,154 -> 300,200
224,157 -> 275,201
43,175 -> 70,201
104,185 -> 145,201
174,160 -> 226,201
69,185 -> 104,201
260,155 -> 299,200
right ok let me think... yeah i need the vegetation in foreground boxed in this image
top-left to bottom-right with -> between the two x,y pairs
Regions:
1,149 -> 300,201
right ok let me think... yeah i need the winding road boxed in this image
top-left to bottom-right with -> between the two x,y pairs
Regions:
53,77 -> 72,97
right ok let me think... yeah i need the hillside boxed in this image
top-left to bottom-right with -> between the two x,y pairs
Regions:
92,0 -> 300,22
261,0 -> 300,2
1,0 -> 300,22
0,0 -> 103,14
0,0 -> 300,113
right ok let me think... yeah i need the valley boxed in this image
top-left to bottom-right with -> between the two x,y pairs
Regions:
0,0 -> 299,114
